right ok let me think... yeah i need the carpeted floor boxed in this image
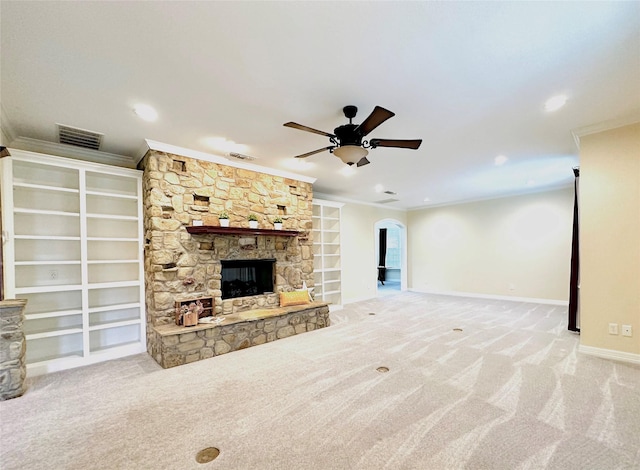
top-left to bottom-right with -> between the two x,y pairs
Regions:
1,292 -> 639,469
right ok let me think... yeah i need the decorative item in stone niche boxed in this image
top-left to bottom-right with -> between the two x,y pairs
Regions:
180,301 -> 202,327
273,217 -> 283,230
219,211 -> 230,227
175,297 -> 213,326
239,237 -> 257,250
248,213 -> 259,229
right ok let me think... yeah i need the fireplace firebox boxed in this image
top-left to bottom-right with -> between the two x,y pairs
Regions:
221,259 -> 276,300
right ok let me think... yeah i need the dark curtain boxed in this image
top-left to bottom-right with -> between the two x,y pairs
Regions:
378,228 -> 387,284
568,167 -> 580,332
378,228 -> 387,267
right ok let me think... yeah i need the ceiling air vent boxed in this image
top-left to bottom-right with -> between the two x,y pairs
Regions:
57,124 -> 104,151
227,152 -> 257,162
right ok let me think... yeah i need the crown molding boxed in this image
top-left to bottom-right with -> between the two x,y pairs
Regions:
140,139 -> 316,184
8,137 -> 136,168
407,183 -> 573,211
312,192 -> 407,211
571,113 -> 640,149
0,103 -> 17,146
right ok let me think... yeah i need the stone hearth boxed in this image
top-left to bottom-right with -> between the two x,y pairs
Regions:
151,302 -> 330,368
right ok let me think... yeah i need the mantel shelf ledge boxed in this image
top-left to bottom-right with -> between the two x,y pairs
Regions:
186,226 -> 301,237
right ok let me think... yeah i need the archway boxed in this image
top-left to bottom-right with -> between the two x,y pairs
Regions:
374,218 -> 407,296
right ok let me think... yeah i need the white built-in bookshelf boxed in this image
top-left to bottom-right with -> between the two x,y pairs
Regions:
312,199 -> 343,308
0,149 -> 145,376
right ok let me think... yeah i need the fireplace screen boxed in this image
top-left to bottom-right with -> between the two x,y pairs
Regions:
221,259 -> 275,299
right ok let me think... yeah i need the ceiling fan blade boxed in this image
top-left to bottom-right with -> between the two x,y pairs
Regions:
294,146 -> 335,159
284,122 -> 336,138
369,139 -> 422,150
355,106 -> 395,136
356,157 -> 370,167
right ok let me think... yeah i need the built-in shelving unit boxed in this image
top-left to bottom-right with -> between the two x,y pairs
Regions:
0,149 -> 145,376
312,199 -> 343,307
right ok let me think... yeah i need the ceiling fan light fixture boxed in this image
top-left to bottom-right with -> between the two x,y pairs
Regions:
333,145 -> 368,165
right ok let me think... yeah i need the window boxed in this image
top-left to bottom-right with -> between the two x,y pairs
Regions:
385,227 -> 401,269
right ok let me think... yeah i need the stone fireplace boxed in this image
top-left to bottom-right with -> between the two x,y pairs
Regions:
139,147 -> 327,368
221,259 -> 275,299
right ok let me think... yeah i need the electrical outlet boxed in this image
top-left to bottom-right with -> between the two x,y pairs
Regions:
621,325 -> 632,337
49,270 -> 58,280
608,323 -> 618,335
508,283 -> 515,291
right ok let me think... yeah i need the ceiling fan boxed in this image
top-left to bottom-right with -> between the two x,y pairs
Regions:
283,105 -> 422,167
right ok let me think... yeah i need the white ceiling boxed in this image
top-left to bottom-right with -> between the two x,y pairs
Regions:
2,1 -> 639,209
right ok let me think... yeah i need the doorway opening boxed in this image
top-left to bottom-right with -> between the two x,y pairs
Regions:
374,219 -> 406,296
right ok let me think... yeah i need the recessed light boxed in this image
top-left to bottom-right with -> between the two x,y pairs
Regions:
494,155 -> 508,166
339,166 -> 356,176
544,94 -> 568,112
203,137 -> 248,154
133,104 -> 158,122
375,184 -> 384,193
526,179 -> 536,187
423,197 -> 431,203
283,159 -> 315,171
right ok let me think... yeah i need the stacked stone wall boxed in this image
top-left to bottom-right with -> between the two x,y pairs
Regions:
0,299 -> 27,400
140,150 -> 314,355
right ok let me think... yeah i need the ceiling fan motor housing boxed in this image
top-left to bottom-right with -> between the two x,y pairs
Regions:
343,105 -> 358,120
333,123 -> 363,147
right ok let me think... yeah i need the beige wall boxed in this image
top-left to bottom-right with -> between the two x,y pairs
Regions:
407,188 -> 574,301
579,122 -> 640,356
340,202 -> 407,303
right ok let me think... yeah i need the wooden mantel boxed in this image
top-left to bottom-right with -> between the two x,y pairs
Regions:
186,226 -> 301,237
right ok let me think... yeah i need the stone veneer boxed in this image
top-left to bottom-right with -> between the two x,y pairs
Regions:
140,149 -> 316,366
151,302 -> 330,368
0,299 -> 27,400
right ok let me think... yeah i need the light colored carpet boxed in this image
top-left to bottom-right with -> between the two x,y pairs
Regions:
1,292 -> 639,469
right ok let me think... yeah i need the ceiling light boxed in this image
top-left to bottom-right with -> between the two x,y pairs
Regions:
333,145 -> 368,166
494,155 -> 508,166
133,104 -> 158,121
203,137 -> 248,154
423,197 -> 431,203
544,94 -> 568,112
374,184 -> 384,193
283,159 -> 315,171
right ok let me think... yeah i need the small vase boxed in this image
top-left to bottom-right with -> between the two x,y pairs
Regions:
249,220 -> 258,229
219,218 -> 229,227
183,311 -> 198,327
274,223 -> 283,230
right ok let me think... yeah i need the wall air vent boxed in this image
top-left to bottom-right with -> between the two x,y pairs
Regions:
227,152 -> 257,162
57,124 -> 104,150
374,198 -> 400,204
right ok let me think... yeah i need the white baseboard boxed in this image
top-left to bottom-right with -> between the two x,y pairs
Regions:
408,288 -> 569,306
578,345 -> 640,365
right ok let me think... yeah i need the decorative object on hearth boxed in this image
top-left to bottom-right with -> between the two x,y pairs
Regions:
283,105 -> 422,167
175,297 -> 213,326
279,290 -> 311,307
218,211 -> 230,227
248,213 -> 258,229
273,217 -> 283,230
179,301 -> 203,327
